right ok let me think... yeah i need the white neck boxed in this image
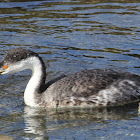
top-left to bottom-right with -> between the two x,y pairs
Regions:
24,57 -> 44,107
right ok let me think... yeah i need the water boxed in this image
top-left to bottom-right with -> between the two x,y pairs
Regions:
0,0 -> 140,139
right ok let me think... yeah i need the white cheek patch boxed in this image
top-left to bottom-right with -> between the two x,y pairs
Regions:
1,58 -> 33,75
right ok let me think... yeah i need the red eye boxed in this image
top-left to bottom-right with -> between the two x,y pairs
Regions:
3,65 -> 8,69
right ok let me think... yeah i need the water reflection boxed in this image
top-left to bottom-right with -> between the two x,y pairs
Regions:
24,102 -> 139,139
24,107 -> 46,137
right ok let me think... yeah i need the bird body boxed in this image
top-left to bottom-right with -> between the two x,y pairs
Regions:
0,48 -> 140,108
42,69 -> 140,108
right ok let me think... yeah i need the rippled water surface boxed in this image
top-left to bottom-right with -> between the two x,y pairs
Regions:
0,0 -> 140,139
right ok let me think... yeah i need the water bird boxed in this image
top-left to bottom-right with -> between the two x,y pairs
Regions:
0,48 -> 140,108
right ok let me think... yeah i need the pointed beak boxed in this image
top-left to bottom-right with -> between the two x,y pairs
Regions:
0,61 -> 4,75
0,70 -> 4,75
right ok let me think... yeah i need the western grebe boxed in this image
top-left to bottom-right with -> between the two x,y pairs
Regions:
0,48 -> 140,108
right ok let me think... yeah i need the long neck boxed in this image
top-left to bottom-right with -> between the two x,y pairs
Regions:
24,56 -> 46,107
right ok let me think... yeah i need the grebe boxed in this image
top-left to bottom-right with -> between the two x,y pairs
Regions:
0,48 -> 140,108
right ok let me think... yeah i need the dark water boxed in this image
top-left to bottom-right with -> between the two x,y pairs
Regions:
0,0 -> 140,139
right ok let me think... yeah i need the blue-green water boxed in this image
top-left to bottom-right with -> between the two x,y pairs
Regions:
0,0 -> 140,139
